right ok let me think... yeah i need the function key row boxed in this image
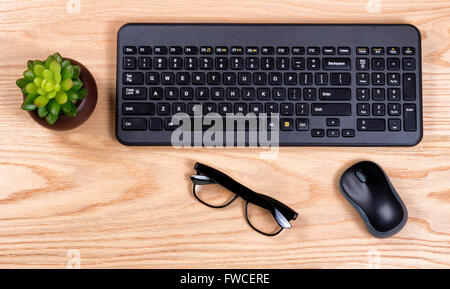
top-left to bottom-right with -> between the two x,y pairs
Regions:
123,46 -> 353,56
124,46 -> 415,56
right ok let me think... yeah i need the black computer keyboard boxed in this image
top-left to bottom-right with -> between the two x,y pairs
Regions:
116,24 -> 422,146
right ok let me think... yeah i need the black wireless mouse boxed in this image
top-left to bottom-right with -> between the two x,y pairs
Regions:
339,161 -> 408,238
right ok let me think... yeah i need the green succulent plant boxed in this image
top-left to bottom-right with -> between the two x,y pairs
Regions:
17,52 -> 87,125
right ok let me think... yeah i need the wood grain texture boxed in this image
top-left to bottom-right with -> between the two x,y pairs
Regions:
0,0 -> 449,268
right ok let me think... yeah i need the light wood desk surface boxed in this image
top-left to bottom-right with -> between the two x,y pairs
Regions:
0,0 -> 449,268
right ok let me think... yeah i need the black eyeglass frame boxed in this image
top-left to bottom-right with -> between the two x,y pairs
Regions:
190,162 -> 299,236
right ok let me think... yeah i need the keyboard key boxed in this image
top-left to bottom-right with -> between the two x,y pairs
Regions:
356,58 -> 369,70
277,57 -> 290,70
292,57 -> 305,70
387,58 -> 400,70
165,87 -> 179,100
357,73 -> 370,85
388,119 -> 401,131
404,104 -> 417,131
357,103 -> 370,116
311,129 -> 325,137
296,118 -> 309,131
403,58 -> 415,70
165,118 -> 178,130
154,46 -> 167,54
261,58 -> 275,70
388,73 -> 400,86
173,103 -> 186,113
157,103 -> 170,115
123,57 -> 136,69
215,46 -> 229,54
319,88 -> 351,100
342,129 -> 355,137
356,88 -> 370,101
372,103 -> 385,116
180,87 -> 194,100
371,47 -> 384,55
169,57 -> 183,69
261,46 -> 274,55
123,118 -> 146,130
149,118 -> 163,130
123,87 -> 146,100
388,103 -> 401,116
212,87 -> 225,100
161,72 -> 175,85
307,47 -> 320,55
307,58 -> 319,70
246,47 -> 259,55
138,46 -> 152,54
184,46 -> 198,54
123,46 -> 136,54
372,88 -> 385,101
280,103 -> 294,115
292,47 -> 305,55
200,46 -> 213,54
338,47 -> 351,55
322,47 -> 335,55
372,58 -> 385,70
231,46 -> 244,54
276,47 -> 290,55
388,88 -> 401,101
357,119 -> 385,131
326,118 -> 340,126
403,73 -> 416,100
387,47 -> 400,55
402,47 -> 415,55
138,57 -> 151,69
356,47 -> 369,55
327,129 -> 340,137
372,73 -> 385,85
330,73 -> 351,85
123,102 -> 155,115
169,46 -> 183,54
246,57 -> 259,69
311,103 -> 351,116
146,72 -> 160,85
322,58 -> 350,70
303,88 -> 316,100
296,103 -> 309,116
149,87 -> 163,100
281,118 -> 294,131
123,72 -> 144,85
315,73 -> 328,85
242,88 -> 255,100
154,57 -> 168,69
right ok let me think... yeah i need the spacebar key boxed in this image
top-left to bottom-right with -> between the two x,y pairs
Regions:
311,103 -> 351,116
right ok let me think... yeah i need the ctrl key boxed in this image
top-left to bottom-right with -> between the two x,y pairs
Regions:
122,118 -> 147,130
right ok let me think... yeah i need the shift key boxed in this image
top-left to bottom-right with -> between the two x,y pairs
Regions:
311,103 -> 351,116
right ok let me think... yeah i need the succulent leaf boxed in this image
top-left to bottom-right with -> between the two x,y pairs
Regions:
45,113 -> 59,125
37,106 -> 48,118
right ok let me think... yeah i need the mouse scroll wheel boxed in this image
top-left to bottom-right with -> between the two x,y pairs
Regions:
355,170 -> 367,183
